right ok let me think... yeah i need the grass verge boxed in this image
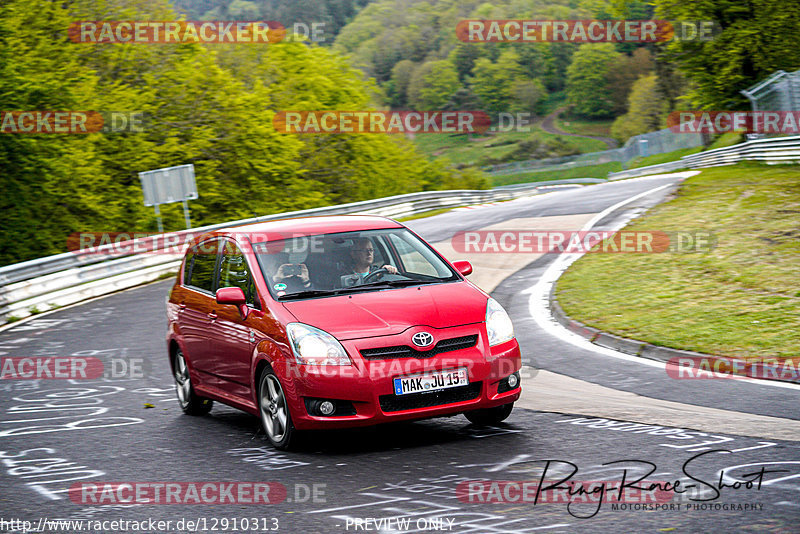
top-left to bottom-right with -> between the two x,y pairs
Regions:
626,133 -> 745,169
413,128 -> 607,166
556,162 -> 800,360
554,117 -> 614,137
491,162 -> 620,186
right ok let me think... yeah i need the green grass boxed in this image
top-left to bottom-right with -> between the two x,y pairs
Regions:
397,207 -> 457,221
412,128 -> 607,167
398,199 -> 515,221
627,133 -> 746,169
539,91 -> 566,116
707,132 -> 746,150
627,147 -> 704,169
556,162 -> 800,360
626,133 -> 746,169
491,161 -> 621,186
554,117 -> 614,137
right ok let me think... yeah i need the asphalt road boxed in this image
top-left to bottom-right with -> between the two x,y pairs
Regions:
0,175 -> 797,534
538,107 -> 618,149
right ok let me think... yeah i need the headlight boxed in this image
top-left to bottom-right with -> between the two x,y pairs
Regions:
287,323 -> 352,366
486,297 -> 514,346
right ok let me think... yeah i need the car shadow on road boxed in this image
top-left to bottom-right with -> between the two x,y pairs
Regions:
205,407 -> 525,455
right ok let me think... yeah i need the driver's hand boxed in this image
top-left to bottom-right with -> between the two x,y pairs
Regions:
382,264 -> 398,274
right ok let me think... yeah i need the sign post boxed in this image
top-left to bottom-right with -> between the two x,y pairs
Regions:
138,164 -> 198,232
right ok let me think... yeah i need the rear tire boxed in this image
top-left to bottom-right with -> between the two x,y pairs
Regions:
464,402 -> 514,426
258,367 -> 297,450
173,349 -> 213,415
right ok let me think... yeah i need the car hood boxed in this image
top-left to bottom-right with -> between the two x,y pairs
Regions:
280,282 -> 487,340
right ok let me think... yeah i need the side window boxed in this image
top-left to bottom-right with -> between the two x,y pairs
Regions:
187,240 -> 219,293
370,238 -> 389,268
219,241 -> 256,306
182,251 -> 194,285
389,234 -> 439,277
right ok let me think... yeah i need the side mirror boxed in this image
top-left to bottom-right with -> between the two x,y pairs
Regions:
453,260 -> 473,276
216,287 -> 246,306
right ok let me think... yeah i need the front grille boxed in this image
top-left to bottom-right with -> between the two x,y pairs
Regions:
379,382 -> 482,412
360,335 -> 478,360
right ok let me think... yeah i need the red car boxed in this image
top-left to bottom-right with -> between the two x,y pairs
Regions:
166,216 -> 521,449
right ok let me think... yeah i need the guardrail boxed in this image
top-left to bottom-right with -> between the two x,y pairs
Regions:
607,135 -> 800,180
0,179 -> 600,324
606,159 -> 689,181
483,127 -> 704,177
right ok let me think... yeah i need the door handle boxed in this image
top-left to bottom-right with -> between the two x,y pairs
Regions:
208,311 -> 218,320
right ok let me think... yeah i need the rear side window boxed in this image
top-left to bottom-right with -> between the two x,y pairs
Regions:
186,240 -> 219,293
219,241 -> 257,306
182,252 -> 194,285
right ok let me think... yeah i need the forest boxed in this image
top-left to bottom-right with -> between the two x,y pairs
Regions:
2,0 -> 798,264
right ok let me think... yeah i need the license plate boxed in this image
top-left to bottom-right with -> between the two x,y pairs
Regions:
393,368 -> 469,395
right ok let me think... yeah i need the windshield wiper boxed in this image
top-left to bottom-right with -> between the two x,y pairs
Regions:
277,289 -> 344,301
278,279 -> 445,300
356,279 -> 441,289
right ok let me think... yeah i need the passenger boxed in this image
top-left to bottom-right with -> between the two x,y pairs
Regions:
273,263 -> 311,292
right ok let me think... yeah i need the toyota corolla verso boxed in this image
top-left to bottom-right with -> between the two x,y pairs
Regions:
166,216 -> 521,449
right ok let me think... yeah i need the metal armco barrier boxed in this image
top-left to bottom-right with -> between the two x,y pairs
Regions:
0,179 -> 601,323
607,135 -> 800,180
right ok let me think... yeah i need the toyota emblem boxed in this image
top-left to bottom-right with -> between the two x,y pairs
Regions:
412,331 -> 434,347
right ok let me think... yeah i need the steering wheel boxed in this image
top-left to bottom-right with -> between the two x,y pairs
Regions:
363,268 -> 390,283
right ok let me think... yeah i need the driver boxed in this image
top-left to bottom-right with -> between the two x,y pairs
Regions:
345,238 -> 397,279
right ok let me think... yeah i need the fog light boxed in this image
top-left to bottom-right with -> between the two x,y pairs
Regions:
507,373 -> 519,389
319,401 -> 335,415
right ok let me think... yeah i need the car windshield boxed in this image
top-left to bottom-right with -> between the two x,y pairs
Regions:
251,228 -> 459,300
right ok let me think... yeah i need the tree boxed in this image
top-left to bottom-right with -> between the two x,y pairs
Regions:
511,80 -> 547,114
610,74 -> 669,142
470,49 -> 524,114
449,44 -> 483,81
387,59 -> 417,107
605,47 -> 655,115
565,44 -> 622,118
654,0 -> 800,108
0,0 -> 475,265
0,0 -> 108,262
407,60 -> 460,109
443,87 -> 483,112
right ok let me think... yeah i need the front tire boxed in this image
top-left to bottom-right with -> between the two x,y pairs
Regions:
258,367 -> 297,450
464,402 -> 514,426
173,349 -> 213,415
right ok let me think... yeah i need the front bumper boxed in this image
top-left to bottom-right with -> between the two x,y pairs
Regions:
271,324 -> 522,430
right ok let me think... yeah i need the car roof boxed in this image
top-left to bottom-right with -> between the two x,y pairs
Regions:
201,215 -> 404,245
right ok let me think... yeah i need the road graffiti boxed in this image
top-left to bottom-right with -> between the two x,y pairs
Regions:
0,447 -> 105,501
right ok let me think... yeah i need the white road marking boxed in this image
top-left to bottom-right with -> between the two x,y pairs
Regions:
525,172 -> 800,391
